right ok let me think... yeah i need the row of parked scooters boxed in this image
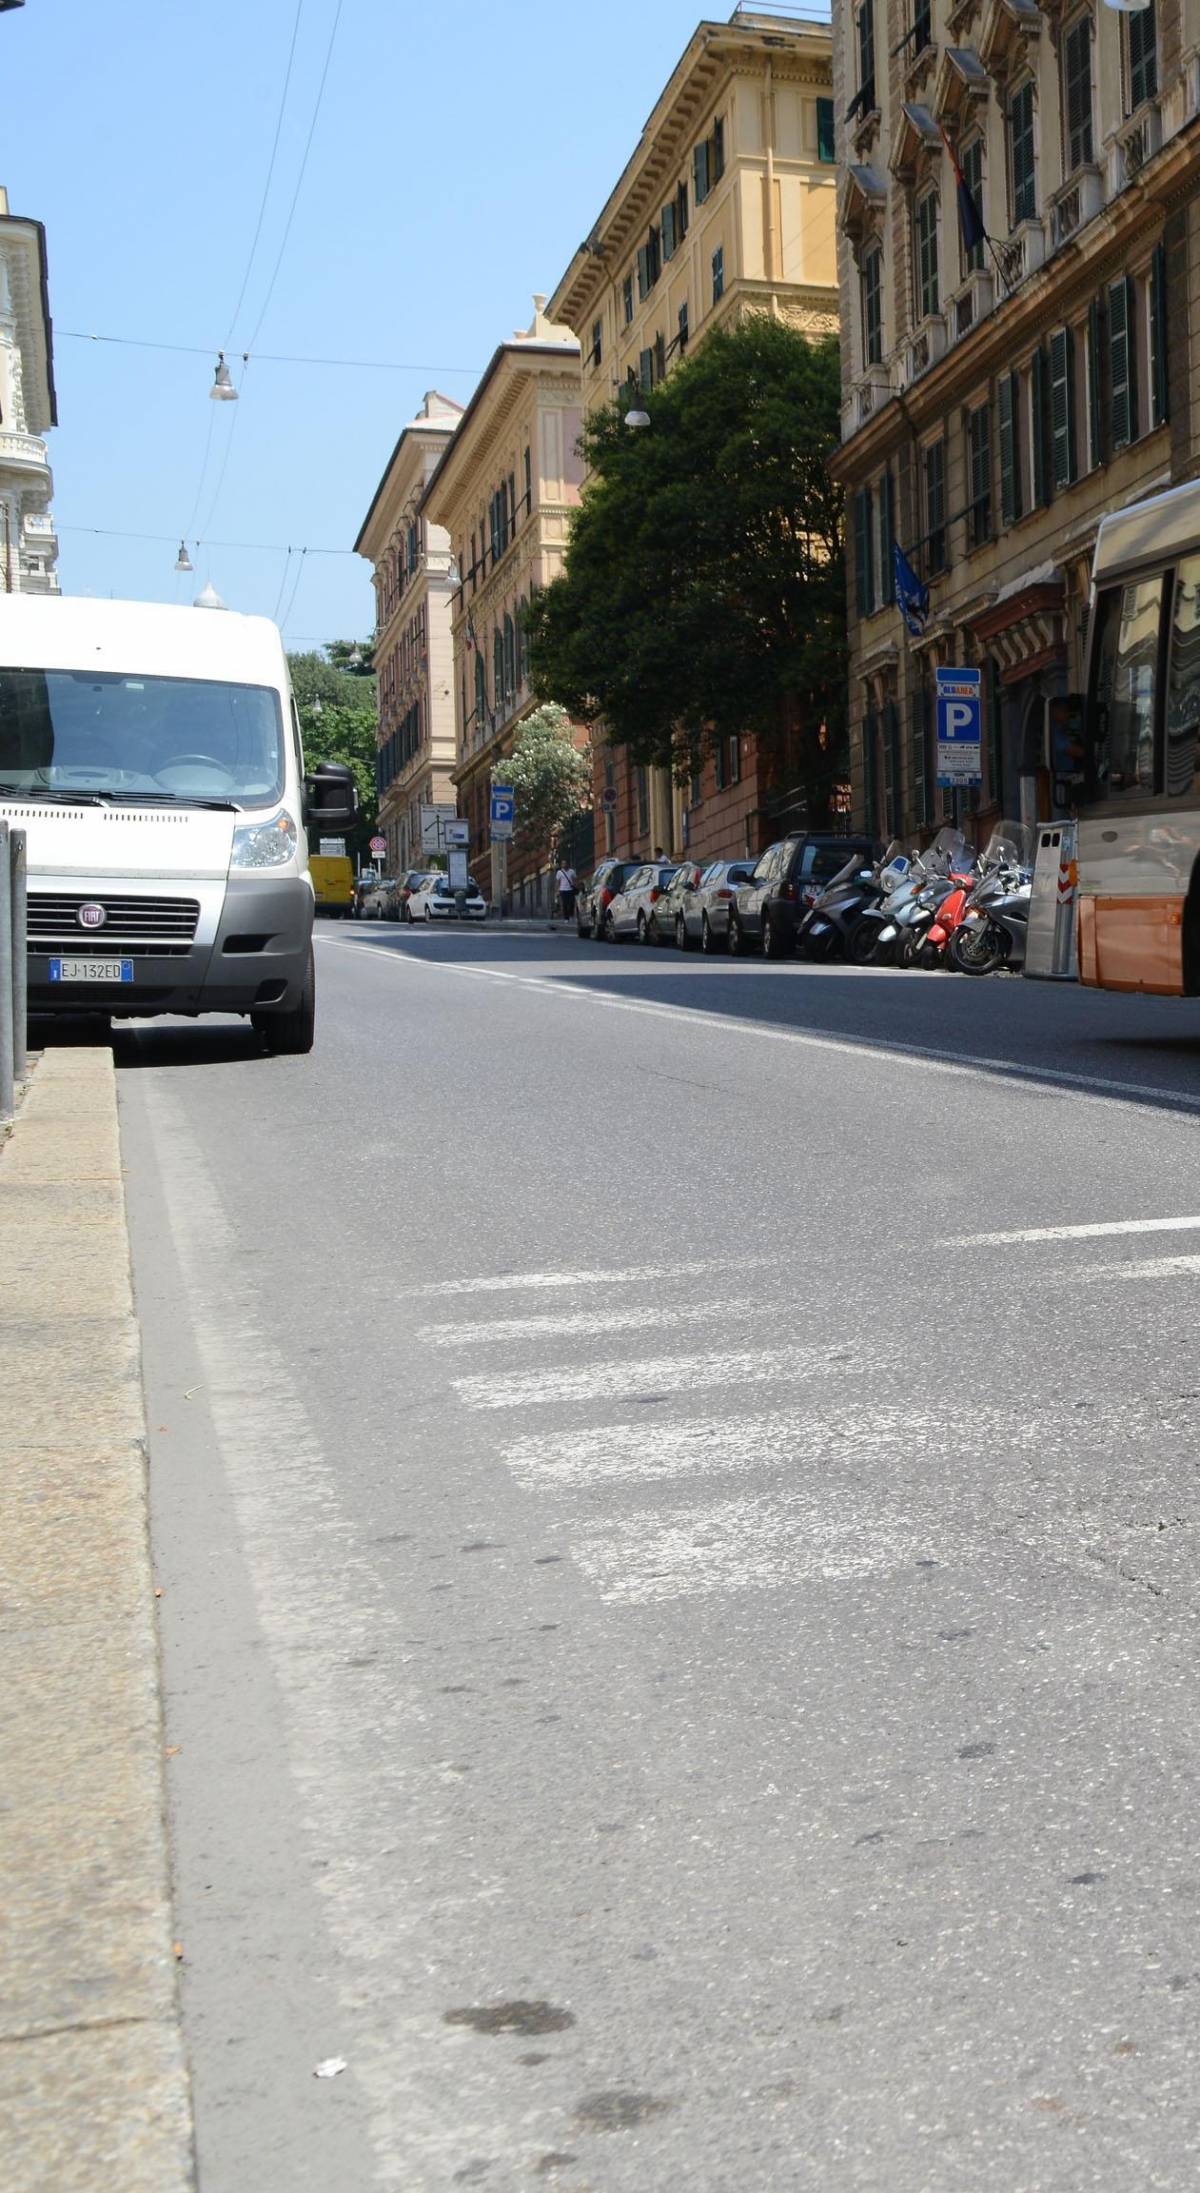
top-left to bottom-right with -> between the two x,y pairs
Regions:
797,823 -> 1035,974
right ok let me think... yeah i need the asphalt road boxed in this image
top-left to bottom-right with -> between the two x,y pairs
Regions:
114,925 -> 1200,2192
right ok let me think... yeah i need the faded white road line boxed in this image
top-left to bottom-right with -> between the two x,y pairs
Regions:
397,1258 -> 741,1302
316,935 -> 1200,1116
570,1489 -> 919,1604
420,1299 -> 756,1349
952,1214 -> 1200,1247
1079,1253 -> 1200,1282
454,1342 -> 862,1414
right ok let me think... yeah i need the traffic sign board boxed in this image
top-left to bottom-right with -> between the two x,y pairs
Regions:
490,784 -> 515,842
935,667 -> 982,788
369,835 -> 387,854
443,819 -> 470,847
600,787 -> 618,813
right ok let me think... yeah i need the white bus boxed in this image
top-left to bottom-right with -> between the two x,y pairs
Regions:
0,594 -> 356,1051
1078,478 -> 1200,994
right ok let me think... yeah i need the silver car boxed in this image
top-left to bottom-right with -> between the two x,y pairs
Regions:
601,862 -> 679,942
687,859 -> 759,952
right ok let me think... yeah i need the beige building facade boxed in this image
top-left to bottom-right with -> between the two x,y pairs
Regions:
0,187 -> 58,596
420,301 -> 584,907
832,0 -> 1200,838
355,392 -> 463,878
547,7 -> 840,865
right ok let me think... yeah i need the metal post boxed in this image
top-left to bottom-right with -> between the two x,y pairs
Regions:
10,826 -> 26,1080
0,822 -> 13,1124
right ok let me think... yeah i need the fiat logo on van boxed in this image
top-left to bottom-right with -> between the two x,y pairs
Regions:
77,902 -> 107,930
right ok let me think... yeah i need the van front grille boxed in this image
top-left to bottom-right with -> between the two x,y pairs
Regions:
27,894 -> 200,945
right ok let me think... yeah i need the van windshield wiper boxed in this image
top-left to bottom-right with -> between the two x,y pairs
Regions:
94,793 -> 242,813
0,783 -> 106,804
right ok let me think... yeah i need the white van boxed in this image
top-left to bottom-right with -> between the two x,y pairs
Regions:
0,594 -> 357,1052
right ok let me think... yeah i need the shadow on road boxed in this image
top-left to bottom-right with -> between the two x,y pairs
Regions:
330,925 -> 1200,1117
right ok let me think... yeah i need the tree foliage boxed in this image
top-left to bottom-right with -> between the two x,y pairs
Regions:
527,316 -> 847,823
289,645 -> 378,851
494,704 -> 591,865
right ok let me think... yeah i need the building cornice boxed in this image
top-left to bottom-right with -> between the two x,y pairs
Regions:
354,401 -> 463,558
832,111 -> 1200,482
419,342 -> 581,529
0,213 -> 56,432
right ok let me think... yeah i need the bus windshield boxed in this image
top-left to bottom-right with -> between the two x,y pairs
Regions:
0,666 -> 285,806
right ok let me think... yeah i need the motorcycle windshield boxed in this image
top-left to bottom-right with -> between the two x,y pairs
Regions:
923,827 -> 973,877
981,819 -> 1034,871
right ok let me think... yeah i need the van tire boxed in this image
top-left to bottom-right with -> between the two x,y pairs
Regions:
253,948 -> 315,1055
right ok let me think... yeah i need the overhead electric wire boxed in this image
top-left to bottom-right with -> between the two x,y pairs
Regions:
271,546 -> 294,623
57,522 -> 354,555
243,0 -> 346,354
60,329 -> 481,376
279,546 -> 309,631
225,0 -> 307,346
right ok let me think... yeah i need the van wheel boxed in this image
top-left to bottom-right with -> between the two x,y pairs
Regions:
253,948 -> 315,1056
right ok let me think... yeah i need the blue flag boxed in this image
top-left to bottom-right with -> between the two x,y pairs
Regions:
893,543 -> 930,638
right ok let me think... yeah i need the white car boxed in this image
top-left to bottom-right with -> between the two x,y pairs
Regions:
408,873 -> 488,923
601,861 -> 679,943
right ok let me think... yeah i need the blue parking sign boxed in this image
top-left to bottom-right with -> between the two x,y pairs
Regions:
935,668 -> 982,788
490,784 -> 515,842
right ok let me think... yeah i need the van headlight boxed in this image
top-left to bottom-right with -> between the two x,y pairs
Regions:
230,809 -> 298,869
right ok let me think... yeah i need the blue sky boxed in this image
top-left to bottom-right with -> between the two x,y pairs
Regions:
2,1 -> 826,649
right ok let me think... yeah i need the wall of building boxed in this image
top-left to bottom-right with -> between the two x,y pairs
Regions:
833,0 -> 1200,843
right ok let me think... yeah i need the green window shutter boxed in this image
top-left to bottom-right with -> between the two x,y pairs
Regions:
677,181 -> 689,239
1130,2 -> 1157,108
911,688 -> 929,823
998,372 -> 1022,525
1009,84 -> 1036,224
884,700 -> 902,835
693,139 -> 710,203
1150,242 -> 1169,428
1049,326 -> 1076,490
1087,294 -> 1104,468
817,97 -> 835,162
638,346 -> 654,393
854,489 -> 875,616
878,470 -> 895,608
1109,275 -> 1136,449
636,244 -> 649,300
662,202 -> 676,259
1031,346 -> 1052,507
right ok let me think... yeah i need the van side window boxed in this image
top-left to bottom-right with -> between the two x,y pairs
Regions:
1089,578 -> 1160,799
1167,555 -> 1200,796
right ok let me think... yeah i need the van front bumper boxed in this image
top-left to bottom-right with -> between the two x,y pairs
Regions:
27,874 -> 314,1019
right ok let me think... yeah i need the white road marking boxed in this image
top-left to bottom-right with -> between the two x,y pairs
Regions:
454,1343 -> 860,1414
502,1405 -> 938,1488
570,1490 -> 918,1604
398,1259 -> 740,1302
420,1300 -> 756,1349
316,935 -> 1200,1116
1079,1253 -> 1200,1282
952,1214 -> 1200,1247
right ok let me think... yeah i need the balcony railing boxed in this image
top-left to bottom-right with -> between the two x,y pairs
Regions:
0,430 -> 50,476
1049,164 -> 1103,250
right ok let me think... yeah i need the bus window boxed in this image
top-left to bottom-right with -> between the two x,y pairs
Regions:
1089,578 -> 1161,799
1166,555 -> 1200,796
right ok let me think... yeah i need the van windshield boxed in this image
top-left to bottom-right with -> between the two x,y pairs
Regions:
0,667 -> 285,806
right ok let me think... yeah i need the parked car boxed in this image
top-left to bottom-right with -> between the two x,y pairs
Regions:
601,862 -> 679,942
680,858 -> 760,951
359,876 -> 396,920
575,858 -> 651,940
408,872 -> 488,922
728,834 -> 879,958
385,868 -> 438,922
648,861 -> 706,945
353,870 -> 379,917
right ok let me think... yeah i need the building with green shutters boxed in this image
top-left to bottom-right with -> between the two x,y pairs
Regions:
831,0 -> 1198,839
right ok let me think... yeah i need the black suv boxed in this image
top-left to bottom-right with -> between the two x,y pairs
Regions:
576,858 -> 651,940
728,834 -> 879,958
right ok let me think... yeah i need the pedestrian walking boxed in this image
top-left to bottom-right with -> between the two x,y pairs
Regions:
555,862 -> 577,920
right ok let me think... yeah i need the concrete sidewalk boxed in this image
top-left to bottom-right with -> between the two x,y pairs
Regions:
0,1049 -> 194,2192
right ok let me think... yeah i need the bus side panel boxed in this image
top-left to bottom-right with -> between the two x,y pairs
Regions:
1079,894 -> 1185,994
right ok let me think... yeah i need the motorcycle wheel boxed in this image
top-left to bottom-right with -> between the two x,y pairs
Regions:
845,920 -> 878,968
802,926 -> 835,964
950,923 -> 1005,977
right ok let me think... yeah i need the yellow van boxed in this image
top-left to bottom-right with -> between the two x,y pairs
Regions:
309,853 -> 354,919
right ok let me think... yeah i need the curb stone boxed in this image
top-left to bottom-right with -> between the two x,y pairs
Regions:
0,1048 -> 195,2193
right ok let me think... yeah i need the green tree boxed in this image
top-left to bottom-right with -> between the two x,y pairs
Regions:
289,645 -> 378,855
494,704 -> 591,868
526,316 -> 847,827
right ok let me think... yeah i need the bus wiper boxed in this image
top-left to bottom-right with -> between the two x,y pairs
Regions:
0,783 -> 106,804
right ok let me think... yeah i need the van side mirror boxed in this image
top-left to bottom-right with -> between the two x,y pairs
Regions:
305,761 -> 358,830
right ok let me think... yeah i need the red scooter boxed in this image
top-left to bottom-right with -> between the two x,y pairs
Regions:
910,860 -> 978,969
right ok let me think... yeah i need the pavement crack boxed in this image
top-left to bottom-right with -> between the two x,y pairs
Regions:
0,2011 -> 168,2047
